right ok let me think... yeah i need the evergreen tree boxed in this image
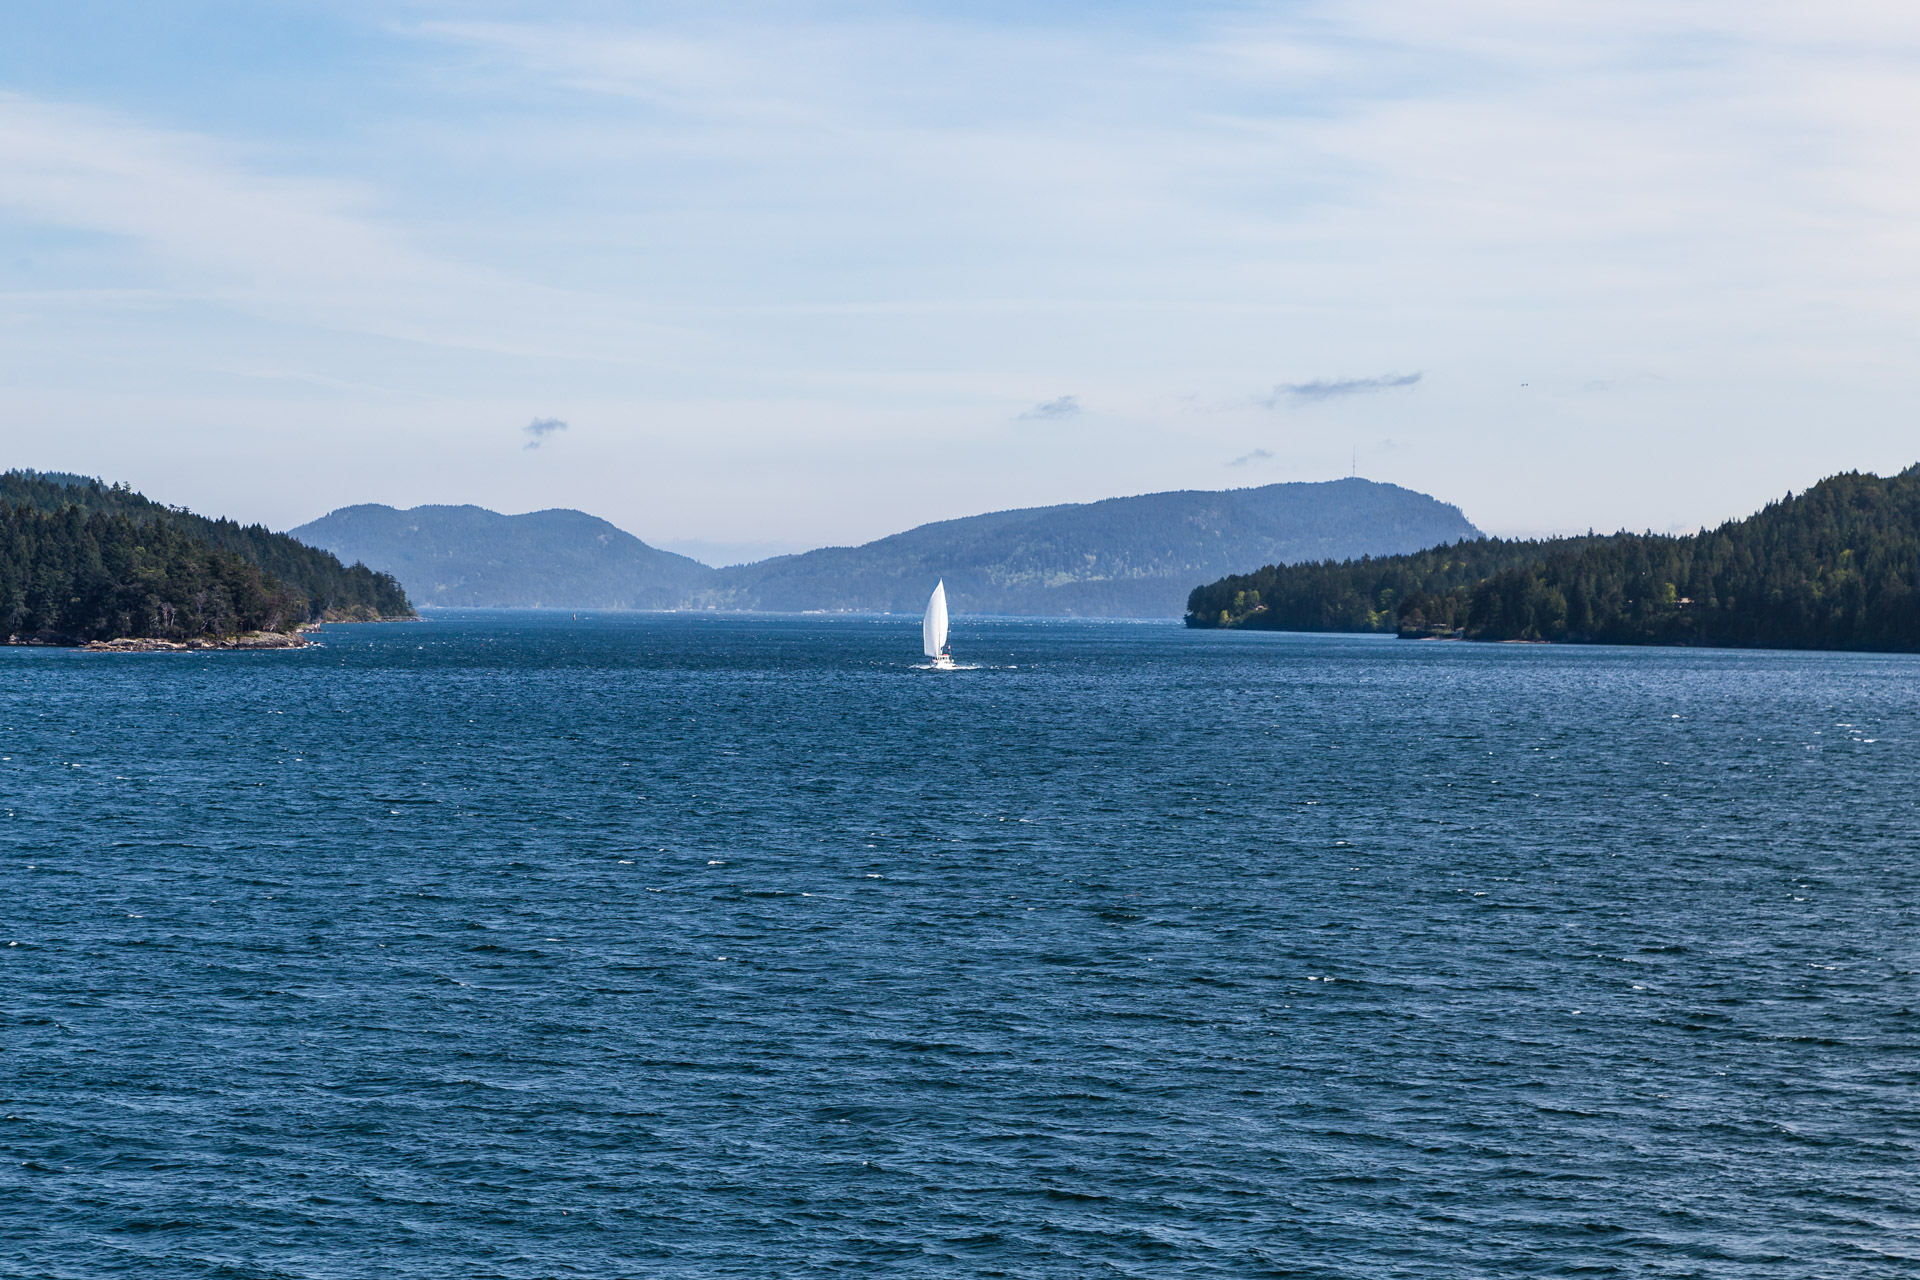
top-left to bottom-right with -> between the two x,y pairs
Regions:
0,504 -> 305,642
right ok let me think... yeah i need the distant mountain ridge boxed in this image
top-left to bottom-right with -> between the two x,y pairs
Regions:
708,480 -> 1482,616
290,479 -> 1482,618
288,504 -> 712,609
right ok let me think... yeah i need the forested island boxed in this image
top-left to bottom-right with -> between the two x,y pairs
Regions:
1187,465 -> 1920,652
1,471 -> 413,647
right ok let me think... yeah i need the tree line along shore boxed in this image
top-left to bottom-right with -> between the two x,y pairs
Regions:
0,471 -> 413,648
1187,465 -> 1920,653
12,463 -> 1916,653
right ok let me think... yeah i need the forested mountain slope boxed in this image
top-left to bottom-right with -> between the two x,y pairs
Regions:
1188,466 -> 1920,651
1,472 -> 411,623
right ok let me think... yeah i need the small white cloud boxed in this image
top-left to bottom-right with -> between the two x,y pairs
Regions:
1019,395 -> 1081,420
523,416 -> 568,449
1226,448 -> 1274,467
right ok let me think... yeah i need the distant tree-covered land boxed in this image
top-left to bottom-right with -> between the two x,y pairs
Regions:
710,477 -> 1483,616
295,478 -> 1483,617
289,502 -> 714,610
1188,466 -> 1920,652
0,471 -> 413,644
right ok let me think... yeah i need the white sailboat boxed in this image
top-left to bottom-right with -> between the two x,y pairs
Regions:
923,580 -> 955,669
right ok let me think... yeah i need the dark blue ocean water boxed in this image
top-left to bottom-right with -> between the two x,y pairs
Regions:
3,612 -> 1917,1277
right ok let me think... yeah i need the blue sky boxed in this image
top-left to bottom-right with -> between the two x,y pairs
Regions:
2,1 -> 1917,554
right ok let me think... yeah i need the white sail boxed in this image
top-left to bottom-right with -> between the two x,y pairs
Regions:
922,580 -> 949,658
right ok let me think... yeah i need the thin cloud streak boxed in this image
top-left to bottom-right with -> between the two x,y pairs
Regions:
1263,373 -> 1422,407
1020,395 -> 1081,420
1226,448 -> 1274,467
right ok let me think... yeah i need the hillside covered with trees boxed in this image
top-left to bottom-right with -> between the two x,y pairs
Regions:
2,472 -> 412,622
1187,466 -> 1920,652
1,472 -> 413,645
714,478 -> 1482,616
294,479 -> 1481,617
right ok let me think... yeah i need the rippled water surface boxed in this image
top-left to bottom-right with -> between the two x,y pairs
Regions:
4,613 -> 1918,1277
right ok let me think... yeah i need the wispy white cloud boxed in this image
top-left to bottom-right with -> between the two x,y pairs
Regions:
395,3 -> 1920,337
0,93 -> 683,362
6,3 -> 1920,544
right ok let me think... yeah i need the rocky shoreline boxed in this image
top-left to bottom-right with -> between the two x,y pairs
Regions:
80,629 -> 314,652
3,621 -> 334,651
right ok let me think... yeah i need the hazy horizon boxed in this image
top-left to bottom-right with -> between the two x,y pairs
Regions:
3,2 -> 1917,546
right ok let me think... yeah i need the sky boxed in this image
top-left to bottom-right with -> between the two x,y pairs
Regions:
2,1 -> 1918,557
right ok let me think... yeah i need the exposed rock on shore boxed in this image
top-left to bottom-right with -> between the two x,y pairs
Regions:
80,630 -> 312,653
